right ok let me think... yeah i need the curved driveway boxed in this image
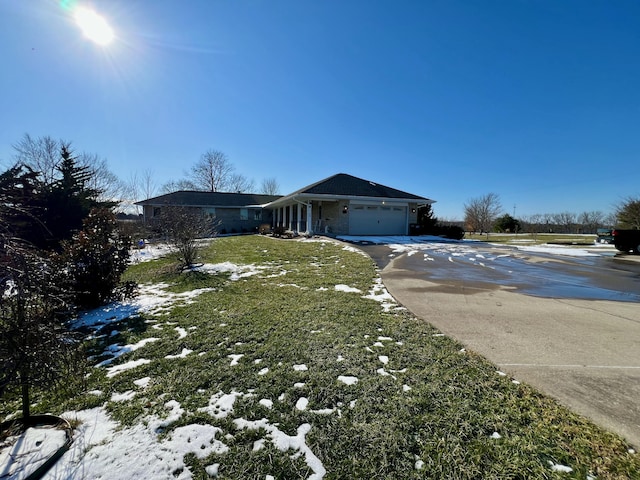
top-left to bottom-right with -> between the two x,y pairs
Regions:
353,238 -> 640,448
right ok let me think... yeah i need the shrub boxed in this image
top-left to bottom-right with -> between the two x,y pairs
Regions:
57,208 -> 132,309
439,224 -> 465,240
155,206 -> 217,269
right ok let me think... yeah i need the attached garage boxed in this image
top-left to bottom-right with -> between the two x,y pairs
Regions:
349,204 -> 408,235
265,173 -> 434,237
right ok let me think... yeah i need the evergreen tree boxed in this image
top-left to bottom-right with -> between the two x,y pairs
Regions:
616,197 -> 640,229
494,214 -> 521,233
0,164 -> 41,242
57,208 -> 132,308
417,204 -> 438,233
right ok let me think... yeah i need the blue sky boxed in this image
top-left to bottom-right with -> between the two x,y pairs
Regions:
1,0 -> 638,220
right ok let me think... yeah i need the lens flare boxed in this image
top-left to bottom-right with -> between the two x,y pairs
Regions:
74,7 -> 114,45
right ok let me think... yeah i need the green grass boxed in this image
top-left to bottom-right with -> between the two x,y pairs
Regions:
2,235 -> 637,479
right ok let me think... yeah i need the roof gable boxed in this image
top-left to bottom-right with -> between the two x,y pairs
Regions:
290,173 -> 431,201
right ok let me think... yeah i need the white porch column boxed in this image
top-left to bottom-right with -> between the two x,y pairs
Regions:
306,202 -> 313,235
287,205 -> 292,230
296,203 -> 302,232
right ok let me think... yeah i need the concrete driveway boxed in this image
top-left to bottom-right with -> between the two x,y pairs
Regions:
355,240 -> 640,448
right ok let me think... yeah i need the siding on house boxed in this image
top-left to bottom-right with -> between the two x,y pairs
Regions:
136,191 -> 281,234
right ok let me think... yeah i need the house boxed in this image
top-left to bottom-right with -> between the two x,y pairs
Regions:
135,191 -> 282,234
266,173 -> 434,236
135,173 -> 434,237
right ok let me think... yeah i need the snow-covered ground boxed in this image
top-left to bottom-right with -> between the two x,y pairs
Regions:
337,235 -> 616,258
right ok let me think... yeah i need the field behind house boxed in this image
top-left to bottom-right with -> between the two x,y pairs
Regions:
1,236 -> 638,479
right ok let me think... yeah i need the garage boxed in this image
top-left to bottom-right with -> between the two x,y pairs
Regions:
349,204 -> 408,235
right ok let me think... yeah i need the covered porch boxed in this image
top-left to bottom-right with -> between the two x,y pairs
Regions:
269,198 -> 344,236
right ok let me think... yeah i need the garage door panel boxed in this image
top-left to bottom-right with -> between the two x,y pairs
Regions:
349,205 -> 407,235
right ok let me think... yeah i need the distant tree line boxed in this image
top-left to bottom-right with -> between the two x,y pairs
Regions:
463,193 -> 639,235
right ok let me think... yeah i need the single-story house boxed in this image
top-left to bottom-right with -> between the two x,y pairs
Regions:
135,191 -> 282,234
135,173 -> 434,236
266,173 -> 434,236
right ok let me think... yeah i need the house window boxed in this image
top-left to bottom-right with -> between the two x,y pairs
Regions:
153,207 -> 161,217
204,207 -> 216,216
240,208 -> 248,220
253,210 -> 261,221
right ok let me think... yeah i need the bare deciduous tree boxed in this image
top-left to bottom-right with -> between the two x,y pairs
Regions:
127,170 -> 157,214
227,173 -> 255,193
260,177 -> 280,195
553,212 -> 577,234
161,178 -> 197,194
12,134 -> 124,204
578,211 -> 605,234
12,133 -> 59,185
79,152 -> 125,204
187,150 -> 254,192
463,193 -> 502,234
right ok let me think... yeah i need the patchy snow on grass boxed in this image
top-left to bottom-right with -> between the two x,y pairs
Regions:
46,406 -> 227,480
165,348 -> 193,359
198,391 -> 248,420
72,283 -> 216,329
334,284 -> 362,293
233,419 -> 326,480
548,461 -> 573,473
295,397 -> 309,411
337,375 -> 358,385
362,278 -> 398,312
111,391 -> 136,402
105,358 -> 151,378
129,243 -> 175,264
228,354 -> 244,366
133,377 -> 151,388
293,364 -> 308,371
192,262 -> 267,280
94,337 -> 159,367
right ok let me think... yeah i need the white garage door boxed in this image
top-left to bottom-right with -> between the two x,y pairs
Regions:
349,205 -> 407,235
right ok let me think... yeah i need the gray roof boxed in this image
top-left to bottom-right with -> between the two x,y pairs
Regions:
135,191 -> 282,207
267,173 -> 433,206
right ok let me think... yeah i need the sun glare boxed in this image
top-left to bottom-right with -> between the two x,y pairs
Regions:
74,7 -> 114,46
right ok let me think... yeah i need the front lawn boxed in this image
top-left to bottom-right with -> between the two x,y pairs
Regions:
1,235 -> 637,479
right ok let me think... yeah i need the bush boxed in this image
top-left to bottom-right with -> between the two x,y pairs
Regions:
155,206 -> 217,269
420,224 -> 465,240
438,225 -> 465,240
57,208 -> 132,309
